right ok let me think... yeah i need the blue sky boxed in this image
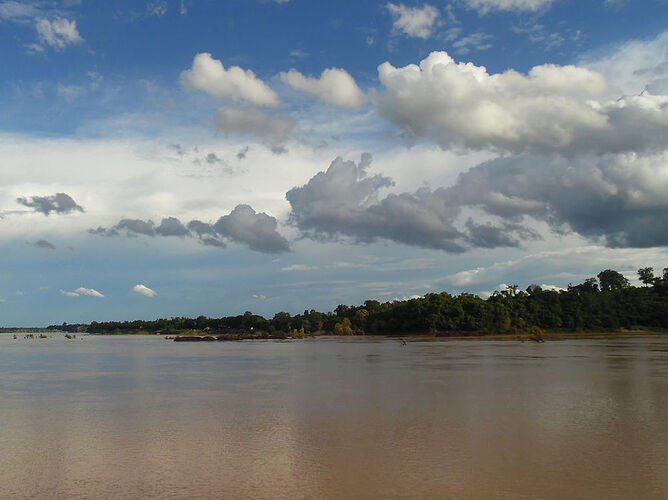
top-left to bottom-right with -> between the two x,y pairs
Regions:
1,0 -> 667,325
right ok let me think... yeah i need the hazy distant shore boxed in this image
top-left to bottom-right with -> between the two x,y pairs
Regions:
4,328 -> 668,343
36,328 -> 668,341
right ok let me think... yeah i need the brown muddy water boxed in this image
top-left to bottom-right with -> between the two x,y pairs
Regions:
1,334 -> 667,499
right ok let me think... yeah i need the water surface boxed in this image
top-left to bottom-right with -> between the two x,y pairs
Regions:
1,334 -> 667,499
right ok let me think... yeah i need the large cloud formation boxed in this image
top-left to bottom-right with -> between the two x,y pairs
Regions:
367,47 -> 667,251
179,53 -> 297,153
286,154 -> 537,252
16,192 -> 84,215
445,152 -> 668,248
153,40 -> 668,255
376,51 -> 668,154
287,150 -> 668,251
89,205 -> 289,254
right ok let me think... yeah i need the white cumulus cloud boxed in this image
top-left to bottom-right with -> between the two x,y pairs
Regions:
376,51 -> 668,154
133,284 -> 157,297
278,68 -> 366,108
387,3 -> 440,39
180,52 -> 279,107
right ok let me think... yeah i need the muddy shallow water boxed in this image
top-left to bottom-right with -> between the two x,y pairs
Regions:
1,334 -> 667,499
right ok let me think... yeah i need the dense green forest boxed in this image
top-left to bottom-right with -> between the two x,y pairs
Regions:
52,267 -> 668,337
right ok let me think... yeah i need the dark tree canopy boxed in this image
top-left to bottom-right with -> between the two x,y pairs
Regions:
568,277 -> 599,294
597,269 -> 630,292
638,267 -> 655,286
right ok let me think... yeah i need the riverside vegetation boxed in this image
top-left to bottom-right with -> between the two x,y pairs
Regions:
47,267 -> 668,339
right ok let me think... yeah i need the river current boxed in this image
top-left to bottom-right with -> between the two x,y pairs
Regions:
1,334 -> 667,499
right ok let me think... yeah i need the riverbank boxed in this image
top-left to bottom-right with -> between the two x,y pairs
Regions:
398,328 -> 668,342
165,328 -> 668,342
6,327 -> 667,342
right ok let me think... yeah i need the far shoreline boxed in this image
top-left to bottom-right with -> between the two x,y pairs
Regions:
97,328 -> 668,342
4,329 -> 668,343
397,329 -> 668,341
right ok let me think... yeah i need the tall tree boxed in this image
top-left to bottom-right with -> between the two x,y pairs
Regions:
637,267 -> 655,286
597,269 -> 630,292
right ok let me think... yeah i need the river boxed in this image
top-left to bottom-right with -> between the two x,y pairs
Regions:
1,334 -> 667,499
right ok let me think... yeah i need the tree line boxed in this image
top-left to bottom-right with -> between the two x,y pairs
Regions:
52,267 -> 668,336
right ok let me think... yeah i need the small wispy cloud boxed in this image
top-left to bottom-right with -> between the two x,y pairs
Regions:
35,17 -> 84,50
512,23 -> 564,50
237,146 -> 249,160
147,0 -> 167,16
0,1 -> 40,22
281,264 -> 318,272
57,83 -> 84,103
387,3 -> 440,39
60,287 -> 104,298
32,239 -> 56,250
452,32 -> 493,53
290,49 -> 308,59
465,0 -> 554,14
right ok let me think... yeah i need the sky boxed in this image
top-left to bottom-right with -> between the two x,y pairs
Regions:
1,0 -> 667,326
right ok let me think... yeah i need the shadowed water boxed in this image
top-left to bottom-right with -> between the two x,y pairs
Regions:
1,334 -> 667,499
